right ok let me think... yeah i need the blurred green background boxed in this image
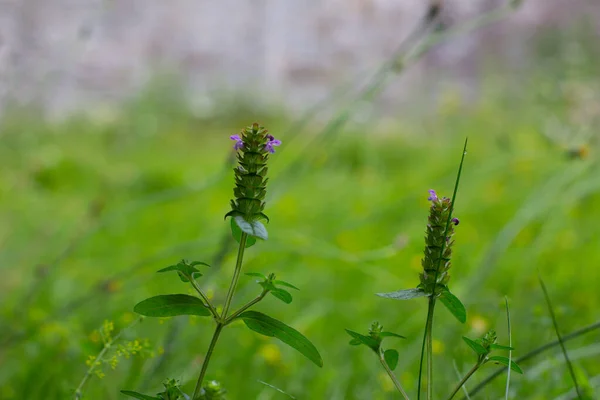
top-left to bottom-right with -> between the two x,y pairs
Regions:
1,19 -> 600,400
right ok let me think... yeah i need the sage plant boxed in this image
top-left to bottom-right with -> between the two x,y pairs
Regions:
121,123 -> 322,400
346,140 -> 522,399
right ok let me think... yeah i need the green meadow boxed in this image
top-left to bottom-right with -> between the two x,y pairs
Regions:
1,26 -> 600,400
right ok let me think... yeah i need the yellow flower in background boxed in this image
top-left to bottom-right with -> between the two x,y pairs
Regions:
470,315 -> 489,335
432,339 -> 445,355
258,343 -> 281,366
378,371 -> 395,392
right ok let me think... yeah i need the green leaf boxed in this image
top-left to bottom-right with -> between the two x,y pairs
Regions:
345,329 -> 380,352
120,390 -> 161,400
238,311 -> 322,367
234,215 -> 268,240
384,349 -> 399,371
157,260 -> 209,283
380,332 -> 406,339
270,288 -> 293,304
439,289 -> 467,323
490,343 -> 514,351
376,288 -> 428,300
348,338 -> 362,346
487,356 -> 523,374
274,280 -> 300,290
231,217 -> 257,248
462,336 -> 488,356
133,294 -> 211,317
245,272 -> 267,279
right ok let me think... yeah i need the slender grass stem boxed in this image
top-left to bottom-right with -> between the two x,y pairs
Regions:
426,298 -> 437,400
539,275 -> 583,399
379,354 -> 410,400
192,323 -> 223,400
191,233 -> 248,399
446,362 -> 482,400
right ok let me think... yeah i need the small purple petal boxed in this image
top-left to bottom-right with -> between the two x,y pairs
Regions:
230,134 -> 244,150
427,189 -> 438,202
451,218 -> 459,225
264,136 -> 282,153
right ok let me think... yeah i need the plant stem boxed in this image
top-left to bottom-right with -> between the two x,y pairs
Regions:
417,296 -> 436,400
191,233 -> 248,399
426,297 -> 436,400
192,323 -> 223,400
189,277 -> 219,320
446,362 -> 481,400
222,233 -> 248,318
225,290 -> 268,325
379,354 -> 410,400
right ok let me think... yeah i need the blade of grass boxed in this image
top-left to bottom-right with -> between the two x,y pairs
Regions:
504,297 -> 512,400
538,273 -> 583,399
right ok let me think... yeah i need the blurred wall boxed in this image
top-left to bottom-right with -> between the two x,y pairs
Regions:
0,0 -> 597,119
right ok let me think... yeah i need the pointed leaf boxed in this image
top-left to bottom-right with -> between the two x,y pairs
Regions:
157,260 -> 209,283
274,280 -> 300,290
238,311 -> 322,367
380,332 -> 406,339
487,356 -> 523,374
231,217 -> 257,248
462,336 -> 488,356
270,288 -> 293,304
133,294 -> 210,317
490,343 -> 514,351
439,290 -> 467,323
384,349 -> 399,371
234,215 -> 268,240
120,391 -> 161,400
344,329 -> 380,352
376,288 -> 428,300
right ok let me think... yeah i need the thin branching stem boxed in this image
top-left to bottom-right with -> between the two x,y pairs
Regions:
446,362 -> 482,400
225,290 -> 268,325
189,276 -> 219,320
379,353 -> 410,400
192,233 -> 248,399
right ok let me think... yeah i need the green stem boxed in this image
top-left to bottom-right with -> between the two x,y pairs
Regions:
225,290 -> 268,325
221,233 -> 248,318
192,323 -> 223,400
189,277 -> 219,320
417,296 -> 436,400
379,353 -> 410,400
427,298 -> 436,400
191,233 -> 249,399
446,362 -> 481,400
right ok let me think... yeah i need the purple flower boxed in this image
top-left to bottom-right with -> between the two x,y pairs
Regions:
265,135 -> 282,154
451,217 -> 459,225
230,134 -> 243,150
427,189 -> 438,202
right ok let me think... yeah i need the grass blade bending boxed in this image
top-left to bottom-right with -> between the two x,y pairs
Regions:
539,273 -> 583,399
